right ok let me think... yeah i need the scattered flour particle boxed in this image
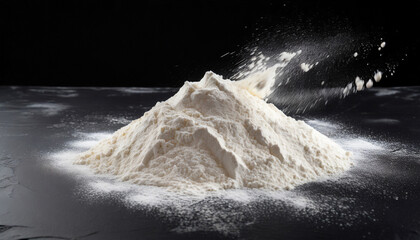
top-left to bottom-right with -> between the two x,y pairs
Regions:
279,52 -> 297,62
366,79 -> 374,88
355,77 -> 365,91
300,63 -> 313,72
343,83 -> 354,95
353,52 -> 358,57
374,71 -> 383,82
380,42 -> 386,48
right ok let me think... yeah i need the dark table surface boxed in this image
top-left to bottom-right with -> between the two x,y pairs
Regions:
0,86 -> 419,240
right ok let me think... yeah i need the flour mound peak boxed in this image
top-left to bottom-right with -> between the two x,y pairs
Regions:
76,71 -> 351,195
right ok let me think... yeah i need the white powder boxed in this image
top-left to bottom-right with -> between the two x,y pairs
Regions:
353,52 -> 358,57
355,77 -> 365,91
380,42 -> 386,48
374,71 -> 382,82
300,63 -> 313,72
235,65 -> 278,99
231,51 -> 298,81
75,71 -> 352,195
366,79 -> 374,88
279,52 -> 297,63
342,82 -> 354,95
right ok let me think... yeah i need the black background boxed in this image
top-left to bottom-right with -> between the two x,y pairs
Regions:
0,0 -> 419,87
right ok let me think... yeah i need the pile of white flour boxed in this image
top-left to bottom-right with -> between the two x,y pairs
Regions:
75,71 -> 352,195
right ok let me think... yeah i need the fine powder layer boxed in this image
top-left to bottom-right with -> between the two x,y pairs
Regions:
75,71 -> 352,195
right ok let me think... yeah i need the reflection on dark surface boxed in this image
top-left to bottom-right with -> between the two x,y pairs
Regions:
0,86 -> 419,240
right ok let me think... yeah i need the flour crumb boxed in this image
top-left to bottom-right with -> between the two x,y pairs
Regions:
374,71 -> 383,82
366,79 -> 374,88
355,77 -> 365,91
300,63 -> 313,72
380,42 -> 386,48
